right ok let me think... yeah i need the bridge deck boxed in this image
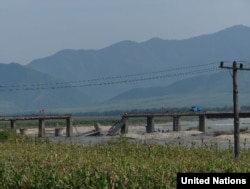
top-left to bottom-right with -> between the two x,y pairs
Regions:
122,111 -> 250,119
118,111 -> 250,134
0,114 -> 72,121
0,114 -> 73,137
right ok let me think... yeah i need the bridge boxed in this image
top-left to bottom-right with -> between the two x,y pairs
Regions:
0,114 -> 73,137
108,111 -> 250,135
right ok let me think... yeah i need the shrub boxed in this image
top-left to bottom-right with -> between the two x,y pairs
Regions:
0,130 -> 11,142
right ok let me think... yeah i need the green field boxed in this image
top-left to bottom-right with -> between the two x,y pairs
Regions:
0,129 -> 250,189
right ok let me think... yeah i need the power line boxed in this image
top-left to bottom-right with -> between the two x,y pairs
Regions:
0,62 -> 220,92
1,61 -> 219,87
0,63 -> 220,91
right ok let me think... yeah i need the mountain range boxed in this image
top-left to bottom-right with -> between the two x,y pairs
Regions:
1,25 -> 250,114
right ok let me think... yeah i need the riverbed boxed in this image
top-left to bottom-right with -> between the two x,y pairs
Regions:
30,118 -> 250,149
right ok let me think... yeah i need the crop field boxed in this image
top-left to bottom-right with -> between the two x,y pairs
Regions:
0,129 -> 250,189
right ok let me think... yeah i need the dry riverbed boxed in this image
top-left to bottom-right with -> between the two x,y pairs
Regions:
14,123 -> 250,149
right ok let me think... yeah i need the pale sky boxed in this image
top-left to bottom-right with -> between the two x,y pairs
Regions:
0,0 -> 250,65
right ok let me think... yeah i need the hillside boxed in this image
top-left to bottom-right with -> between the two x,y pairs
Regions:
27,25 -> 250,102
0,63 -> 93,114
0,25 -> 250,113
104,69 -> 250,110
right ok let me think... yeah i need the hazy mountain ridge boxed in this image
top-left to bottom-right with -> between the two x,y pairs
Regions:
27,25 -> 250,99
0,63 -> 93,113
109,70 -> 250,100
0,25 -> 250,113
106,67 -> 250,110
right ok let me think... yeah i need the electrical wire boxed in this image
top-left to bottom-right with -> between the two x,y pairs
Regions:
0,61 -> 221,92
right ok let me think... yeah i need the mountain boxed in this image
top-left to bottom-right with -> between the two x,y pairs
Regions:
0,63 -> 93,114
27,25 -> 250,102
105,69 -> 250,109
1,25 -> 250,113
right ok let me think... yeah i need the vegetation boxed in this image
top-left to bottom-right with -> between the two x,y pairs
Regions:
0,130 -> 250,188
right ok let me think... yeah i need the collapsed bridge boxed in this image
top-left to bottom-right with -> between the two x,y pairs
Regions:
107,111 -> 250,136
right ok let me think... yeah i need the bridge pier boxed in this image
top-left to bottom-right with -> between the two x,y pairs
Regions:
146,116 -> 155,133
121,118 -> 128,134
10,120 -> 16,130
173,116 -> 180,131
66,117 -> 73,137
38,119 -> 45,137
199,115 -> 207,132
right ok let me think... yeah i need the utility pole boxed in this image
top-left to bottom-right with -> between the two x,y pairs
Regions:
219,61 -> 250,162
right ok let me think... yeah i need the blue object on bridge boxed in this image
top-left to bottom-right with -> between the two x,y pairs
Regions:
190,106 -> 202,112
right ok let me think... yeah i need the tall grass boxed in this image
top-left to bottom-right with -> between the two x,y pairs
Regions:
0,130 -> 250,188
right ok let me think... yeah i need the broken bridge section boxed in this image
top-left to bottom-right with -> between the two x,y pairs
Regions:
76,122 -> 103,137
107,118 -> 128,136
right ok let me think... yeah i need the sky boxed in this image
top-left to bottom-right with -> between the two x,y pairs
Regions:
0,0 -> 250,65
